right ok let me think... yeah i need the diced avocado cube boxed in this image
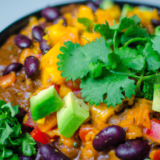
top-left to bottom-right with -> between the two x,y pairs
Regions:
100,0 -> 114,10
152,84 -> 160,112
120,4 -> 133,20
30,85 -> 64,121
57,92 -> 89,138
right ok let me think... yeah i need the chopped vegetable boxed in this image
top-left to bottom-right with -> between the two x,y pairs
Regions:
149,149 -> 160,160
99,0 -> 114,9
0,72 -> 16,88
152,84 -> 160,112
143,118 -> 160,143
120,4 -> 133,19
30,85 -> 64,121
58,15 -> 160,107
30,129 -> 50,144
57,92 -> 89,138
0,100 -> 36,159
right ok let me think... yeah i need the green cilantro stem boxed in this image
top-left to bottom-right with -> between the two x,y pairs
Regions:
142,72 -> 160,81
109,70 -> 141,80
124,38 -> 148,47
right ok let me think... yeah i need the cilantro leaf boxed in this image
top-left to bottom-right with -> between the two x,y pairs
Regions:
114,46 -> 145,71
58,42 -> 89,81
81,74 -> 136,107
113,31 -> 122,49
58,38 -> 111,81
21,133 -> 36,157
0,100 -> 5,108
94,21 -> 114,40
139,81 -> 153,100
0,102 -> 36,159
121,26 -> 148,45
142,43 -> 160,72
2,148 -> 13,158
0,122 -> 13,144
111,15 -> 141,31
5,155 -> 19,160
78,18 -> 94,32
79,37 -> 111,63
152,36 -> 160,54
88,61 -> 103,78
2,103 -> 19,117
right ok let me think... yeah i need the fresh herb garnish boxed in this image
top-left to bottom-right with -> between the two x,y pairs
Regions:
58,15 -> 160,107
78,18 -> 94,32
73,142 -> 78,147
0,100 -> 36,159
8,46 -> 13,50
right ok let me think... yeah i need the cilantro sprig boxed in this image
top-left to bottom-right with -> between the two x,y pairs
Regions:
0,101 -> 36,159
58,15 -> 160,107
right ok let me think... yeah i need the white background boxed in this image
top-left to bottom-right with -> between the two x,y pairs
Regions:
0,0 -> 160,32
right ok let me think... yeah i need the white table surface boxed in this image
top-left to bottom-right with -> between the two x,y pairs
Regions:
0,0 -> 160,32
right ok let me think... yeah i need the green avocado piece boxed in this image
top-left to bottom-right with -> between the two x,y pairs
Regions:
152,84 -> 160,112
57,92 -> 89,138
30,85 -> 64,121
99,0 -> 114,10
120,4 -> 133,20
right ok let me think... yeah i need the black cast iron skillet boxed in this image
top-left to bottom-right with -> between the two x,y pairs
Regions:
0,0 -> 159,47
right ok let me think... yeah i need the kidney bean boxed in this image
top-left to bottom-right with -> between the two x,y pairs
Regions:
53,16 -> 67,26
93,125 -> 126,151
3,62 -> 23,76
14,34 -> 32,48
41,7 -> 59,21
24,56 -> 40,77
32,26 -> 45,41
115,139 -> 150,160
40,40 -> 50,54
39,144 -> 71,160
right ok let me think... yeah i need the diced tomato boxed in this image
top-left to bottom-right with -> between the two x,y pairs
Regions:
143,118 -> 160,143
23,111 -> 34,128
30,129 -> 50,144
79,125 -> 93,142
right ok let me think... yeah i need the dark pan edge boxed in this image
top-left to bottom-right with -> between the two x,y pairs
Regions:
0,0 -> 160,47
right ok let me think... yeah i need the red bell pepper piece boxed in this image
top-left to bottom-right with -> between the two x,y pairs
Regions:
30,129 -> 50,144
79,125 -> 93,142
54,84 -> 60,94
143,118 -> 160,143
